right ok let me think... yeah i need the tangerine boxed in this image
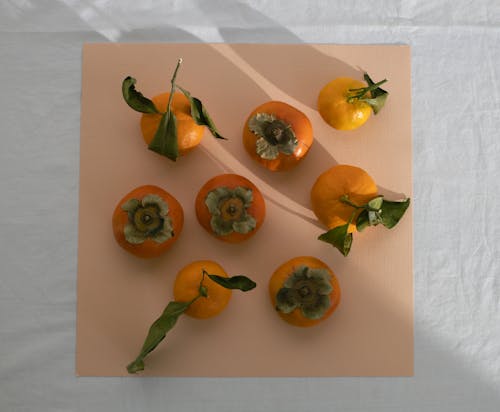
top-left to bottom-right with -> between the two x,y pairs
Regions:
173,260 -> 232,319
310,165 -> 378,233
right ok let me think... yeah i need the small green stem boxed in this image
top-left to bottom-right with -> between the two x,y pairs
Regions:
166,58 -> 183,113
347,78 -> 387,102
340,194 -> 363,209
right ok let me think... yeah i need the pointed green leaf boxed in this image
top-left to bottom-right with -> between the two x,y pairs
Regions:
207,274 -> 257,292
356,209 -> 370,232
126,299 -> 193,374
177,86 -> 227,140
122,77 -> 160,114
148,111 -> 179,161
318,223 -> 353,257
380,198 -> 411,229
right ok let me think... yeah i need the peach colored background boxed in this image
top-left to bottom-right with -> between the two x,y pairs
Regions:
77,43 -> 413,377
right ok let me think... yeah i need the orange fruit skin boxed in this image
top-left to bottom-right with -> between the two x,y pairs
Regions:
268,256 -> 341,327
140,92 -> 205,156
317,78 -> 372,131
173,260 -> 232,319
310,165 -> 378,233
242,101 -> 313,171
195,174 -> 266,243
112,185 -> 184,258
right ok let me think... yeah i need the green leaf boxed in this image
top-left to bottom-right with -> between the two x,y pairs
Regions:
356,209 -> 370,232
379,198 -> 411,229
126,300 -> 193,374
318,223 -> 353,257
362,73 -> 388,114
122,77 -> 160,114
177,86 -> 227,140
367,196 -> 384,211
207,274 -> 257,292
148,111 -> 179,161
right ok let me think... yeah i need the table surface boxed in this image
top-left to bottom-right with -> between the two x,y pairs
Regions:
1,0 -> 499,411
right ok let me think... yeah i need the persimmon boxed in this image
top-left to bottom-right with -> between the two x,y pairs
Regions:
269,256 -> 341,327
112,185 -> 184,258
242,101 -> 313,171
127,260 -> 256,373
195,174 -> 265,243
317,73 -> 388,131
311,164 -> 411,256
122,58 -> 225,161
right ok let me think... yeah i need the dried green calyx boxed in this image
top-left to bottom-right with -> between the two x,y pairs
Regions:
205,186 -> 256,236
276,266 -> 332,319
248,113 -> 298,160
121,194 -> 174,244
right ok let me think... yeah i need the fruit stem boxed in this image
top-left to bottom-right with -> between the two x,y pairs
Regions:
166,58 -> 183,114
340,194 -> 363,209
347,78 -> 387,103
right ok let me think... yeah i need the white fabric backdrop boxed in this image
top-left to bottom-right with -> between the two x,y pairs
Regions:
1,1 -> 499,411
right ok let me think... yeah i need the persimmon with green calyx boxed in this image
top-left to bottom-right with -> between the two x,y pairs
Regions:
195,174 -> 266,243
126,260 -> 256,374
243,101 -> 313,171
122,58 -> 226,161
311,165 -> 410,256
269,256 -> 341,327
112,185 -> 184,258
317,73 -> 388,131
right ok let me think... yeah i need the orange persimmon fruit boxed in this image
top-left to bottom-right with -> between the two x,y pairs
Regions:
112,185 -> 184,258
195,174 -> 266,243
242,101 -> 313,171
140,92 -> 205,156
310,165 -> 378,233
173,260 -> 232,319
269,256 -> 341,327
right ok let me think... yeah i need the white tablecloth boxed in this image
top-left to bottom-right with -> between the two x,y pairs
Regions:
1,1 -> 499,411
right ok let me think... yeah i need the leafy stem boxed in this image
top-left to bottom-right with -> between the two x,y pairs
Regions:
319,194 -> 410,257
126,269 -> 256,374
346,72 -> 389,114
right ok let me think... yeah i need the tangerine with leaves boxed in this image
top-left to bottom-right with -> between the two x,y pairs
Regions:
269,256 -> 341,327
173,260 -> 232,319
317,73 -> 388,131
243,101 -> 313,171
122,58 -> 226,162
311,164 -> 411,256
195,174 -> 266,243
126,261 -> 256,373
112,185 -> 184,258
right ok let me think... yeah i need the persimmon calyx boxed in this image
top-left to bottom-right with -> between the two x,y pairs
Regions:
275,265 -> 333,319
205,186 -> 256,236
126,270 -> 256,374
248,113 -> 298,160
121,194 -> 174,244
347,73 -> 388,115
122,58 -> 226,162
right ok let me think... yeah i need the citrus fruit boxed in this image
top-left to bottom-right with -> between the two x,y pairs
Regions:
112,185 -> 184,258
141,92 -> 205,156
310,165 -> 378,233
173,260 -> 232,319
243,101 -> 313,171
269,256 -> 341,327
